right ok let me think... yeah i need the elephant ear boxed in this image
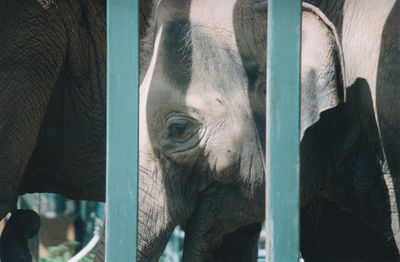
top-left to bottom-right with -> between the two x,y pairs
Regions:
235,1 -> 344,139
300,3 -> 346,139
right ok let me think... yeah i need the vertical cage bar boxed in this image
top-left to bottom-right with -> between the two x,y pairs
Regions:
266,0 -> 302,261
106,0 -> 139,261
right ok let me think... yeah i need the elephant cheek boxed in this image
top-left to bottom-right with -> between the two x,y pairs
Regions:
207,150 -> 237,174
205,125 -> 245,176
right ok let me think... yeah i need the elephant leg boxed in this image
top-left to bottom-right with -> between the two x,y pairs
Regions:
301,200 -> 400,262
0,209 -> 41,262
0,0 -> 67,219
209,222 -> 262,262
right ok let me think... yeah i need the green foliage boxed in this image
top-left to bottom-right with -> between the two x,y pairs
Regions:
39,241 -> 96,262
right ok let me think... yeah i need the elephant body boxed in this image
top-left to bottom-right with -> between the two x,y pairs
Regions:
0,0 -> 154,218
0,0 -> 107,220
300,0 -> 400,260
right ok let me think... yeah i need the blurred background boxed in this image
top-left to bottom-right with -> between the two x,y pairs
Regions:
0,195 -> 266,262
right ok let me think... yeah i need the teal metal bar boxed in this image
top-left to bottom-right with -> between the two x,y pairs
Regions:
266,0 -> 302,261
106,0 -> 139,261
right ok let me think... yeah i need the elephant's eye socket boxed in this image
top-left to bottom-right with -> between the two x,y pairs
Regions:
160,113 -> 204,158
164,114 -> 201,144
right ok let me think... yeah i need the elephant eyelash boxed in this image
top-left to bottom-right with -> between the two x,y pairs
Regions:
167,121 -> 201,142
164,114 -> 202,143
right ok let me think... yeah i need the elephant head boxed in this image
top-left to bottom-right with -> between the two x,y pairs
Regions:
136,0 -> 344,261
138,0 -> 266,261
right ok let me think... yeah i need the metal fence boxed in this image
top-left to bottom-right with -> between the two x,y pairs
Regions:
266,1 -> 301,261
106,0 -> 302,261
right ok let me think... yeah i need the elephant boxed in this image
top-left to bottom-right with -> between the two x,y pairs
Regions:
93,0 -> 400,261
0,0 -> 107,220
300,0 -> 400,260
0,0 -> 154,226
0,0 -> 156,215
100,0 -> 398,261
0,0 -> 152,260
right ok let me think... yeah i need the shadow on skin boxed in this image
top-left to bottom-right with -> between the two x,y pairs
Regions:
209,222 -> 261,262
301,199 -> 399,262
301,78 -> 399,261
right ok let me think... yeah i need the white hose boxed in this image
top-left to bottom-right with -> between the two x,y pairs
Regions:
67,233 -> 100,262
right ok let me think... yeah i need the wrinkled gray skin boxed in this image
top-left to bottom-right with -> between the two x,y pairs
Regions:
136,1 -> 267,261
0,0 -> 152,221
0,0 -> 107,247
0,0 -> 152,258
0,0 -> 155,216
119,0 -> 400,261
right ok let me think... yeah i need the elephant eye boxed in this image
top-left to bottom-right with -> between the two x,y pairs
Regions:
160,113 -> 204,157
165,115 -> 201,143
167,122 -> 199,142
169,123 -> 188,138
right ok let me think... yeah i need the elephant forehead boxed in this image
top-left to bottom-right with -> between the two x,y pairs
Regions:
189,0 -> 237,36
146,74 -> 249,121
187,0 -> 248,94
144,0 -> 251,119
152,0 -> 249,99
189,0 -> 243,61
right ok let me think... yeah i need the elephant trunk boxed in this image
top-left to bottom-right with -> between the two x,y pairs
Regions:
137,156 -> 177,261
93,157 -> 177,262
181,134 -> 266,261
